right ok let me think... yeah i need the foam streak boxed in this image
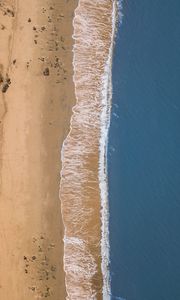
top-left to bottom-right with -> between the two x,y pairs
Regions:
60,1 -> 118,299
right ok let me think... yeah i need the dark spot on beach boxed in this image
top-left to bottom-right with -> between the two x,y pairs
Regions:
6,8 -> 14,17
2,83 -> 9,93
38,57 -> 45,62
32,256 -> 36,260
38,246 -> 42,252
13,59 -> 16,64
51,265 -> 56,272
6,77 -> 11,85
28,18 -> 31,22
43,68 -> 49,76
0,74 -> 3,84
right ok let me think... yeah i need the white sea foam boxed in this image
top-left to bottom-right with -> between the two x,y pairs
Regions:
59,1 -> 120,299
99,2 -> 118,299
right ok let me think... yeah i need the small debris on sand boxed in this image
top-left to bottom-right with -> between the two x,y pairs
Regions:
51,265 -> 56,272
2,76 -> 11,93
48,16 -> 52,23
28,18 -> 31,23
1,24 -> 5,30
0,74 -> 3,84
6,8 -> 14,17
38,245 -> 42,252
43,68 -> 49,76
38,57 -> 45,62
6,77 -> 11,85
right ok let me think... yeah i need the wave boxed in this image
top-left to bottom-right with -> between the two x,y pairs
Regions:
59,1 -> 118,299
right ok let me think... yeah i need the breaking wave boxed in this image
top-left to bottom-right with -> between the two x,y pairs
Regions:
59,1 -> 118,299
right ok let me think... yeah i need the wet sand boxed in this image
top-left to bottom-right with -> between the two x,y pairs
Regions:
60,1 -> 115,299
0,0 -> 77,299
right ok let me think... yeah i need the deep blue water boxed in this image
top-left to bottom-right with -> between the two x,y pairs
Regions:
108,1 -> 180,300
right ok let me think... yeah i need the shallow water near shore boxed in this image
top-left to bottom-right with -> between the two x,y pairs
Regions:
59,1 -> 117,298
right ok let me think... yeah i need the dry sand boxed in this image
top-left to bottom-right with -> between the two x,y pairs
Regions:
0,0 -> 77,299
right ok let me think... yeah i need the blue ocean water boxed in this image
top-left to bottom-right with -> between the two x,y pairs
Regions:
108,1 -> 180,300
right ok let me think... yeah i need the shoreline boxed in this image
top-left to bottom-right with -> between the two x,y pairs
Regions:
59,1 -> 117,298
0,0 -> 77,299
99,2 -> 117,298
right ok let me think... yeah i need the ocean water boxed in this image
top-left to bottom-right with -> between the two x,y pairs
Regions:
108,1 -> 180,300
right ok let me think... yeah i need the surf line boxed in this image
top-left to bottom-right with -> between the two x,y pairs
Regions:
60,1 -> 119,299
99,0 -> 121,298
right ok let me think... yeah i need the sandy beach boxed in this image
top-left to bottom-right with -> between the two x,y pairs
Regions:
0,0 -> 77,299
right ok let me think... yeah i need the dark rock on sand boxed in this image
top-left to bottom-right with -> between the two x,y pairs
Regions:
2,83 -> 9,93
43,68 -> 50,76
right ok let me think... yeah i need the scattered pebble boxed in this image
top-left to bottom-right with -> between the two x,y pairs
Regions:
43,68 -> 50,76
6,8 -> 14,17
1,24 -> 5,30
0,75 -> 3,84
2,76 -> 11,93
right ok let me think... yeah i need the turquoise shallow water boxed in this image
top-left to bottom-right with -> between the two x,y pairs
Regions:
108,1 -> 180,299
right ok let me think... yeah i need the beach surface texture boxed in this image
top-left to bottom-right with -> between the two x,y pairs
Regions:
0,0 -> 77,299
0,0 -> 116,299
